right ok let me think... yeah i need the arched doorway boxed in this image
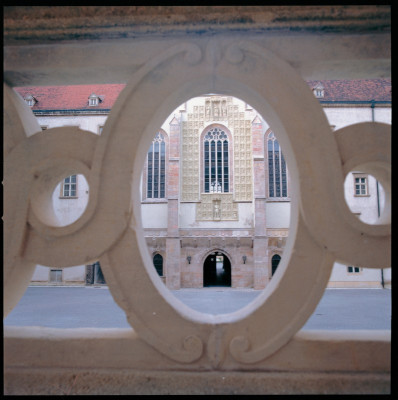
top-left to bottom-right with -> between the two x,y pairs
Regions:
153,254 -> 163,276
272,254 -> 281,276
203,252 -> 231,287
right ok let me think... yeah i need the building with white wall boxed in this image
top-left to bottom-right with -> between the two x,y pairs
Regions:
15,79 -> 391,289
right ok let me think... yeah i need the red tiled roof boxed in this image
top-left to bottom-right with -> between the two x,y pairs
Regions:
14,84 -> 126,110
307,79 -> 391,102
14,79 -> 391,111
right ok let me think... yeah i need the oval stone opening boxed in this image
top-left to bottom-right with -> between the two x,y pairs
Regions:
344,171 -> 387,225
52,174 -> 90,227
140,94 -> 291,314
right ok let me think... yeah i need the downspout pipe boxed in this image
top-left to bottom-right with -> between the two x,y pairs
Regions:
372,100 -> 385,288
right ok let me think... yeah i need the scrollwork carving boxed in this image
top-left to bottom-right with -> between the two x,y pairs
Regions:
226,40 -> 391,271
4,37 -> 390,368
207,329 -> 227,369
206,40 -> 222,68
182,335 -> 204,361
225,43 -> 245,64
183,43 -> 203,65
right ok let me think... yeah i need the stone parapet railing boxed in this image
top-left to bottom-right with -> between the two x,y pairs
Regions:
4,6 -> 391,395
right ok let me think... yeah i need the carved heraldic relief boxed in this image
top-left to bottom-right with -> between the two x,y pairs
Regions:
196,193 -> 238,221
4,39 -> 391,368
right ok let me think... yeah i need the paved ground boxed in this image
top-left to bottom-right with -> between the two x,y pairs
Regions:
4,286 -> 391,330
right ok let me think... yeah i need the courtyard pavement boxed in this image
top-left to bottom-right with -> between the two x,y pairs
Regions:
4,286 -> 391,330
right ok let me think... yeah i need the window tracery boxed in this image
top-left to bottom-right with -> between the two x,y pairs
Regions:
267,132 -> 288,198
147,132 -> 166,199
203,127 -> 229,193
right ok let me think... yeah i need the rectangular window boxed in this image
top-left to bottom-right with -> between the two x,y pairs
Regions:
354,174 -> 369,196
61,175 -> 77,198
347,266 -> 361,274
49,269 -> 63,283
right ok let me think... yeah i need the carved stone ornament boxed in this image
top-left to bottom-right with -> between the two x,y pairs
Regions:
267,229 -> 289,237
196,194 -> 238,221
4,39 -> 390,368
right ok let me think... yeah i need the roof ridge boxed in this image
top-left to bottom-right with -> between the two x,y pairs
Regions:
14,80 -> 391,110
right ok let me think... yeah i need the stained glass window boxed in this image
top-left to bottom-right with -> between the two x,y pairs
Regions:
267,132 -> 288,198
204,128 -> 229,193
147,132 -> 166,198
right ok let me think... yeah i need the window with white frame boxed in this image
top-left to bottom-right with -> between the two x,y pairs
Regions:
24,95 -> 36,107
203,127 -> 229,193
267,132 -> 288,198
354,174 -> 369,196
147,132 -> 166,198
88,93 -> 100,106
314,89 -> 324,97
312,83 -> 325,98
61,175 -> 77,198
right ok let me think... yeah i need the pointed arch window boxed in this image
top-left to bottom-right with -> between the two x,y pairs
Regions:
147,132 -> 166,198
204,127 -> 229,193
267,132 -> 288,198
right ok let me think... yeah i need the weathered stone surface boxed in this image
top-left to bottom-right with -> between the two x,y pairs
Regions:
4,5 -> 391,395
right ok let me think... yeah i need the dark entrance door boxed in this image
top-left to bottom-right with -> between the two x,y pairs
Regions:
271,254 -> 281,276
86,262 -> 106,285
203,253 -> 231,287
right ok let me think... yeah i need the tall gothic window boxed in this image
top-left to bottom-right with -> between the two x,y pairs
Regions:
267,132 -> 288,198
204,127 -> 229,193
147,132 -> 166,198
